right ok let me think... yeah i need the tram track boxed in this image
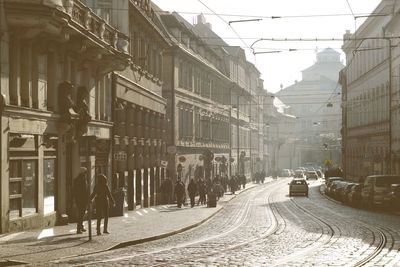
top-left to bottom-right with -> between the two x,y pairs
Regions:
315,183 -> 392,266
55,179 -> 400,266
64,181 -> 284,266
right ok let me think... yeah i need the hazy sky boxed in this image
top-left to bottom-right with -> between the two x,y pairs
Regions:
153,0 -> 382,93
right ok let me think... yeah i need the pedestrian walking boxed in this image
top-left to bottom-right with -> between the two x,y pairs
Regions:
72,167 -> 89,234
175,178 -> 185,208
197,179 -> 206,205
261,170 -> 266,183
241,174 -> 246,189
187,179 -> 198,208
230,176 -> 237,194
160,177 -> 173,204
90,174 -> 115,235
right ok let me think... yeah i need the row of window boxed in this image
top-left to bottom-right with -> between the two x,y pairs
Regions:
178,60 -> 230,105
8,36 -> 113,122
178,108 -> 229,142
346,39 -> 390,83
347,83 -> 390,127
130,16 -> 163,79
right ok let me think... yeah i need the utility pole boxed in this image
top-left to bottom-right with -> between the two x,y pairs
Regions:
388,37 -> 393,174
236,95 -> 240,175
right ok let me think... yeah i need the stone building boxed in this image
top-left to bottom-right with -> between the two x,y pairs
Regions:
341,0 -> 400,180
83,0 -> 170,209
0,0 -> 130,233
193,16 -> 265,181
277,48 -> 343,169
263,94 -> 297,174
160,13 -> 232,184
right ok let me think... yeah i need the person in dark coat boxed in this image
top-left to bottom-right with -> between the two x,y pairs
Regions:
230,176 -> 237,194
187,179 -> 198,208
73,167 -> 89,234
261,170 -> 266,183
160,178 -> 173,204
197,179 -> 206,205
241,175 -> 246,189
90,174 -> 115,235
175,179 -> 185,208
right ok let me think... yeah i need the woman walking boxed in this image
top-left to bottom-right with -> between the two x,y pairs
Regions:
90,174 -> 115,235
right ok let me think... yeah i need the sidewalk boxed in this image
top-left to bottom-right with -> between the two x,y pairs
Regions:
0,179 -> 273,265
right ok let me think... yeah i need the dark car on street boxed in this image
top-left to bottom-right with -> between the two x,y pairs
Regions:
383,184 -> 400,211
305,171 -> 318,180
361,175 -> 400,209
331,181 -> 348,200
348,184 -> 362,207
325,177 -> 343,195
289,178 -> 309,197
340,183 -> 355,203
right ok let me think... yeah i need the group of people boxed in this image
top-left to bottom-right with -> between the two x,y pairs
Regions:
160,173 -> 261,208
253,170 -> 267,184
72,167 -> 115,235
173,177 -> 219,208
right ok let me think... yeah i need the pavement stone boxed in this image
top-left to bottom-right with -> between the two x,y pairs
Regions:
0,179 -> 273,265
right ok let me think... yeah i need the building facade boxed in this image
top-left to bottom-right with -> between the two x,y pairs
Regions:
84,0 -> 169,209
277,48 -> 343,169
0,0 -> 130,233
160,13 -> 232,185
341,0 -> 400,180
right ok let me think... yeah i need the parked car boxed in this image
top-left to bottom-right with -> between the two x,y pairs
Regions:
316,170 -> 324,179
281,169 -> 292,177
289,178 -> 309,197
331,181 -> 348,200
340,183 -> 355,203
361,175 -> 400,209
348,184 -> 362,207
305,171 -> 318,180
294,170 -> 306,179
325,177 -> 343,195
383,184 -> 400,211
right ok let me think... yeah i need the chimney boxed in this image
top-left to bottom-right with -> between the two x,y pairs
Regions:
196,13 -> 212,29
197,14 -> 206,24
343,30 -> 352,41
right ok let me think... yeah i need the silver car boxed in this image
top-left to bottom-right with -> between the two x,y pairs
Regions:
289,178 -> 309,197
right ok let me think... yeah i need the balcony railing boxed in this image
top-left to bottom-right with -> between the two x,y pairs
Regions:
66,0 -> 129,54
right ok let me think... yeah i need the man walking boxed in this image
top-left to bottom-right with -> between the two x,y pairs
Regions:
187,179 -> 198,208
175,178 -> 185,208
73,167 -> 88,234
90,174 -> 115,235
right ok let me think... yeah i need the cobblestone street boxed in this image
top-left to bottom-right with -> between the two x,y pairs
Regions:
53,179 -> 400,266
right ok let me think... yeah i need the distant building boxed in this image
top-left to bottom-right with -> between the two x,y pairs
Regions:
263,94 -> 297,173
277,48 -> 344,169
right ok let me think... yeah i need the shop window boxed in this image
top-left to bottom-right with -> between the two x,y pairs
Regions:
9,159 -> 38,219
9,133 -> 38,219
22,160 -> 37,216
43,159 -> 55,214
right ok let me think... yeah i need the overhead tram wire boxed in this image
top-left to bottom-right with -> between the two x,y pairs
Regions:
79,4 -> 390,20
196,0 -> 250,50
